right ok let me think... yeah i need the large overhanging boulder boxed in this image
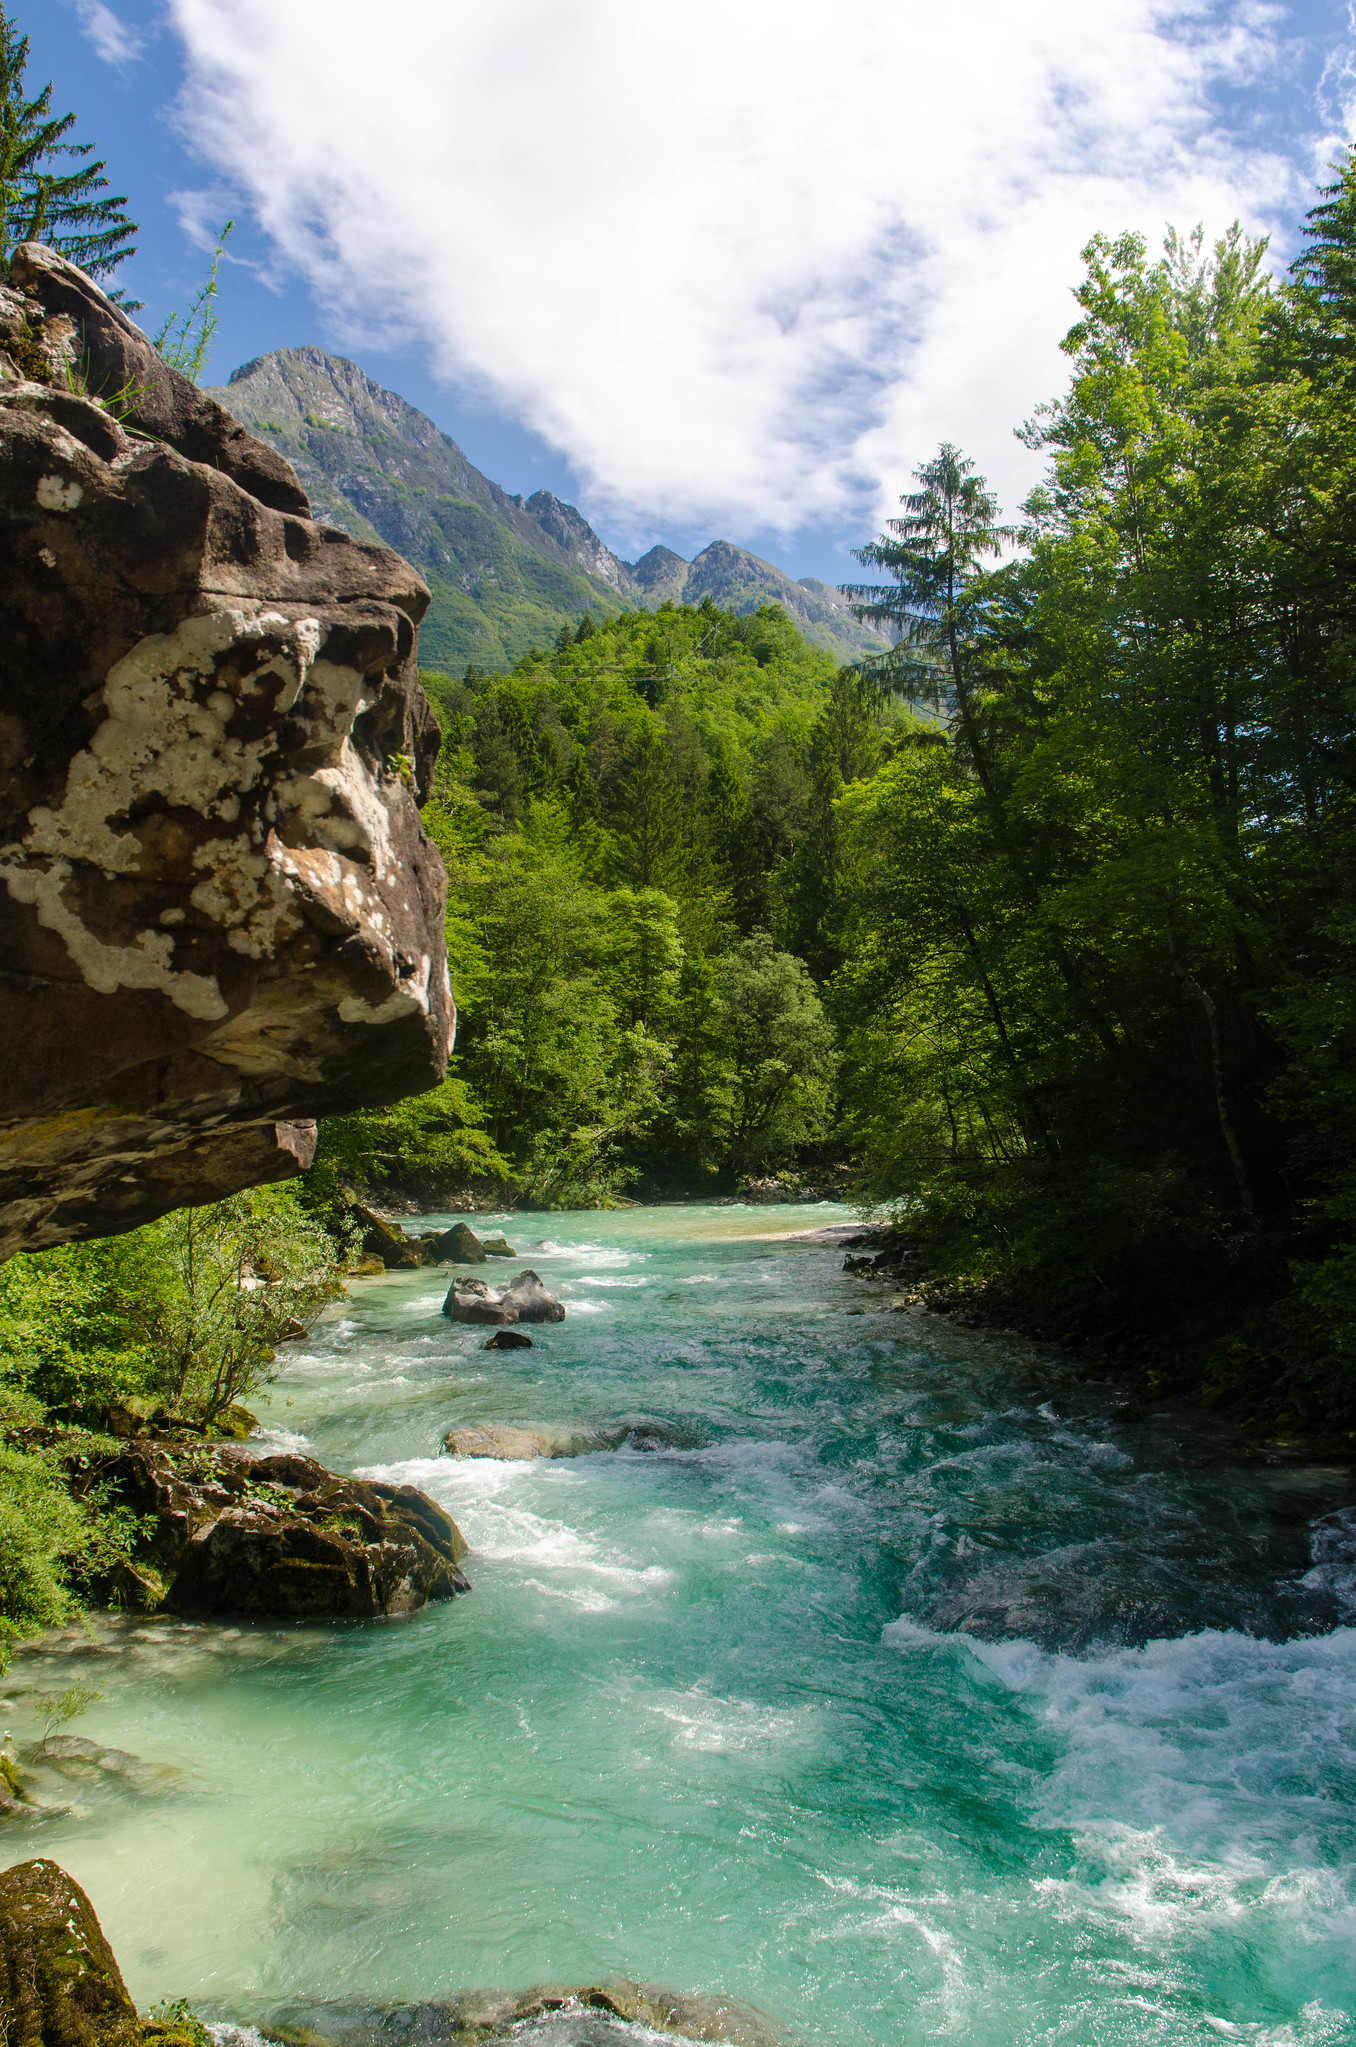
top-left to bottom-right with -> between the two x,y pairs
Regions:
0,244 -> 453,1259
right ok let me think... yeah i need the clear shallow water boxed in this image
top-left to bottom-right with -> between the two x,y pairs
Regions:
4,1203 -> 1356,2046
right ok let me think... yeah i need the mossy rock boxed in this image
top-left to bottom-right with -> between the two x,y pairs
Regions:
214,1405 -> 258,1442
0,1857 -> 142,2047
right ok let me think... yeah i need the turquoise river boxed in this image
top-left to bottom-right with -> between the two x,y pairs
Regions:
3,1204 -> 1356,2046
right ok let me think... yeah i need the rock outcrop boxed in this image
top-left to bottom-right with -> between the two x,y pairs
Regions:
0,1862 -> 784,2047
349,1201 -> 425,1271
0,246 -> 453,1259
77,1442 -> 470,1619
428,1220 -> 488,1264
0,1859 -> 143,2047
442,1268 -> 565,1325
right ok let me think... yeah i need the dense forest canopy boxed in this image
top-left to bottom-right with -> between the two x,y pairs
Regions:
311,599 -> 928,1209
322,168 -> 1356,1430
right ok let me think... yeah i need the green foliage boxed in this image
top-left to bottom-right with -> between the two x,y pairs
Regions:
713,934 -> 836,1169
0,7 -> 137,290
828,166 -> 1356,1423
308,1076 -> 515,1207
154,220 -> 232,383
0,1389 -> 139,1652
146,2000 -> 211,2047
0,1185 -> 341,1426
0,1186 -> 347,1644
312,601 -> 875,1205
143,1189 -> 341,1423
36,1679 -> 101,1750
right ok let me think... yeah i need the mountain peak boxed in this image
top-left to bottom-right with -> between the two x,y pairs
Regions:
207,346 -> 886,667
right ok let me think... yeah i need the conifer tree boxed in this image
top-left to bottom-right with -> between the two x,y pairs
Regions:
843,444 -> 1010,802
0,8 -> 137,291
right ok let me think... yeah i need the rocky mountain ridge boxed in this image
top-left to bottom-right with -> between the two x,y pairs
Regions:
205,348 -> 886,670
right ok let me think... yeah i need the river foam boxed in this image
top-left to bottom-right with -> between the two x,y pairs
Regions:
4,1203 -> 1353,2047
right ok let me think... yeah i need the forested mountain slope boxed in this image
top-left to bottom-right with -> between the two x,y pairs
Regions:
207,349 -> 886,669
310,599 -> 925,1213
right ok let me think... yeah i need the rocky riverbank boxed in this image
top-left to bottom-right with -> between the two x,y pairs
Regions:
71,1440 -> 469,1619
0,1860 -> 782,2047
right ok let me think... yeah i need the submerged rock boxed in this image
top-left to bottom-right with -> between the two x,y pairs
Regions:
74,1442 -> 470,1620
0,1859 -> 786,2047
0,243 -> 453,1259
241,1980 -> 785,2046
442,1416 -> 700,1460
442,1424 -> 622,1461
0,1858 -> 142,2047
483,1330 -> 533,1350
30,1736 -> 180,1795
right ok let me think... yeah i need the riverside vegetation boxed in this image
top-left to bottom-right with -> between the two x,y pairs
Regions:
2,0 -> 1356,1651
300,166 -> 1356,1441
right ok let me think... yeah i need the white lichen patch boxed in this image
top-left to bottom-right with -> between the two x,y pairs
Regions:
0,855 -> 229,1019
338,951 -> 433,1026
1,605 -> 403,1017
36,474 -> 82,512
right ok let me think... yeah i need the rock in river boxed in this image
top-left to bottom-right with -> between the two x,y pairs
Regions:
442,1269 -> 565,1324
483,1329 -> 533,1350
443,1424 -> 623,1460
426,1221 -> 488,1264
0,1858 -> 142,2047
502,1268 -> 567,1323
75,1442 -> 470,1620
443,1278 -> 517,1325
0,1861 -> 785,2047
246,1980 -> 784,2046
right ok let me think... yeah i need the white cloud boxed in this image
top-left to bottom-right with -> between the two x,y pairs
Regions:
72,0 -> 142,66
166,0 -> 1314,545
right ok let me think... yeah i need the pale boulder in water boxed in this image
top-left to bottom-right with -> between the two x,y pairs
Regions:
501,1268 -> 566,1322
441,1268 -> 565,1324
443,1423 -> 620,1460
442,1278 -> 516,1324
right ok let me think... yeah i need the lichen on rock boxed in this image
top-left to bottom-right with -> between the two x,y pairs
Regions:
0,245 -> 454,1259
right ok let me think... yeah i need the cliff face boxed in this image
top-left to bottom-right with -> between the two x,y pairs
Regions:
0,246 -> 453,1260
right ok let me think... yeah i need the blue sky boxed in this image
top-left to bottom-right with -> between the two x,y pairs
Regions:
21,0 -> 1356,584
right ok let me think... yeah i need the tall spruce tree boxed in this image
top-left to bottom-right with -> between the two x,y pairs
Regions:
0,8 -> 137,291
843,444 -> 1010,803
